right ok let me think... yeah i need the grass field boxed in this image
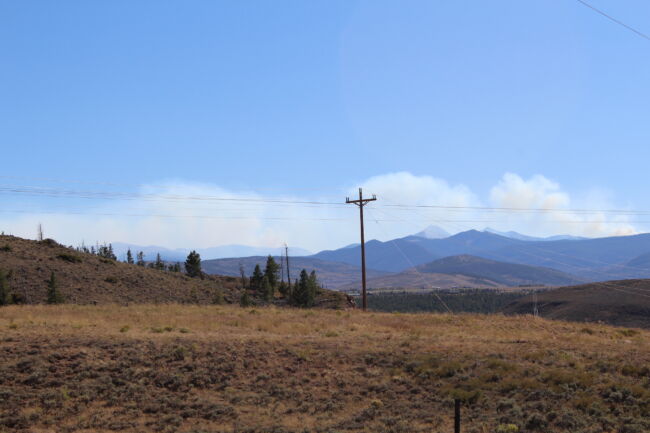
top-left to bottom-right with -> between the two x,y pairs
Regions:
1,305 -> 649,432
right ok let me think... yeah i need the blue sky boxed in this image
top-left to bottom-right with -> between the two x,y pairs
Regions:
1,1 -> 649,250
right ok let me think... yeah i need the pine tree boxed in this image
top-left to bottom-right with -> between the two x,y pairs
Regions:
250,264 -> 264,293
291,269 -> 318,307
264,256 -> 280,294
0,270 -> 9,306
154,253 -> 165,270
261,275 -> 273,301
126,249 -> 134,264
46,272 -> 64,304
97,243 -> 117,260
136,251 -> 145,266
278,281 -> 290,297
185,250 -> 202,278
308,270 -> 319,302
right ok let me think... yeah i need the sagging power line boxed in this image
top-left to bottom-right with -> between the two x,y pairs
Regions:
3,184 -> 650,216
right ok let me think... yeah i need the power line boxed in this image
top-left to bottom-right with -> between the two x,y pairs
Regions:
576,0 -> 650,42
0,209 -> 350,222
383,202 -> 650,215
4,184 -> 650,216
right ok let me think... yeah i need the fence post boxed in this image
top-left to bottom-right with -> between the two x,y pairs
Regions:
454,398 -> 461,433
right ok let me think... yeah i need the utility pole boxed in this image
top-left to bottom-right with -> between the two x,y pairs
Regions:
345,188 -> 377,311
285,244 -> 290,289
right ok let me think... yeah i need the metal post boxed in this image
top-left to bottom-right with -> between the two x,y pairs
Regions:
454,399 -> 461,433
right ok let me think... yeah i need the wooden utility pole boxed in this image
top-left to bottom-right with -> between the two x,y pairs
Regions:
345,188 -> 377,311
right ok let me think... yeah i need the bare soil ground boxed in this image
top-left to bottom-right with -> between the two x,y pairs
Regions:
1,305 -> 649,433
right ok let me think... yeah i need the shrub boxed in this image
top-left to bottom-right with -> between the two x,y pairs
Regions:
0,245 -> 11,252
57,253 -> 82,263
212,290 -> 225,305
40,238 -> 59,247
171,346 -> 187,361
105,276 -> 118,284
0,270 -> 9,306
618,329 -> 639,337
525,412 -> 547,430
240,291 -> 252,307
440,386 -> 481,405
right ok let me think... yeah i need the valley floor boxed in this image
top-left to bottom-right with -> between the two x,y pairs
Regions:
0,305 -> 649,433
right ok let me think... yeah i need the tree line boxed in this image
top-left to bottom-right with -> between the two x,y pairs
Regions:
240,256 -> 320,308
76,243 -> 202,277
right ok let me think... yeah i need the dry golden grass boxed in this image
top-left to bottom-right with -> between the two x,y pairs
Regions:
1,305 -> 649,433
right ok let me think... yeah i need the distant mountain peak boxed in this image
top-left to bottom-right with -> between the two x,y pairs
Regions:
483,228 -> 588,242
413,225 -> 450,239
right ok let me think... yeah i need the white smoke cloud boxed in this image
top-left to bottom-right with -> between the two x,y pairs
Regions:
488,173 -> 637,238
0,172 -> 641,251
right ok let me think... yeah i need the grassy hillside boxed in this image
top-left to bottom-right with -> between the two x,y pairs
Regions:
0,235 -> 349,308
1,305 -> 649,433
0,235 -> 240,304
503,279 -> 650,329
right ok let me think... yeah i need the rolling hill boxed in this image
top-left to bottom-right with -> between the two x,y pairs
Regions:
0,235 -> 348,308
0,235 -> 240,304
414,255 -> 584,286
502,279 -> 650,328
338,255 -> 583,291
201,255 -> 389,289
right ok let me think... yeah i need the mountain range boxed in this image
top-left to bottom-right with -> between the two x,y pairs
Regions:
311,229 -> 650,280
110,242 -> 311,262
112,227 -> 650,291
